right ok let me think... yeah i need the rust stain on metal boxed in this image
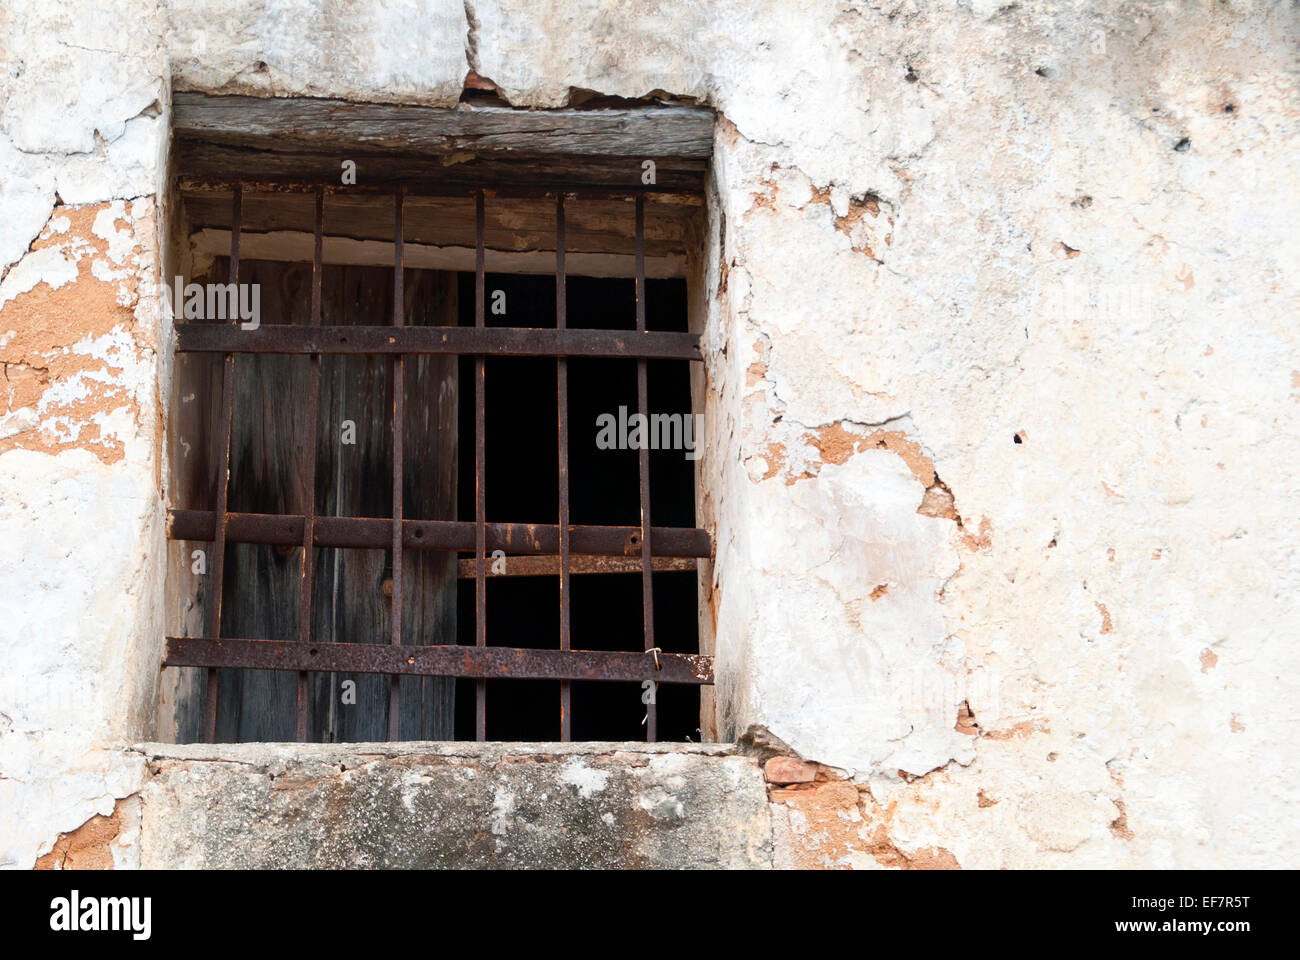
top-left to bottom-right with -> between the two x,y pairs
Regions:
167,509 -> 710,557
175,323 -> 703,361
457,554 -> 696,578
165,637 -> 714,685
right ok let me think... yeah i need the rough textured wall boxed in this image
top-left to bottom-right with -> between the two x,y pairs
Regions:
0,0 -> 168,869
1,0 -> 1295,868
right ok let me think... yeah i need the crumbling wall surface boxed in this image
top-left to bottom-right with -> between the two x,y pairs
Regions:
137,743 -> 772,868
0,0 -> 170,868
3,0 -> 1296,870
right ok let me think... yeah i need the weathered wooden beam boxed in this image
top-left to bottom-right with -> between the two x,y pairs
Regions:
173,93 -> 716,159
181,190 -> 700,257
174,141 -> 707,192
180,187 -> 702,277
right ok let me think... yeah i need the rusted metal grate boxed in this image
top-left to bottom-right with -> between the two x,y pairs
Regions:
164,184 -> 712,744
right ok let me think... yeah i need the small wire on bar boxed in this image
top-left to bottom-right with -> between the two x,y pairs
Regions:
295,187 -> 324,742
635,193 -> 657,742
556,194 -> 572,741
204,184 -> 241,744
389,188 -> 406,741
474,190 -> 488,741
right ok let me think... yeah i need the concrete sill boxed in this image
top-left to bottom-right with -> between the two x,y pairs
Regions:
134,740 -> 738,763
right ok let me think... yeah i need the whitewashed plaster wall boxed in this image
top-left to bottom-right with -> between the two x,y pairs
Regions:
0,0 -> 171,868
1,0 -> 1295,868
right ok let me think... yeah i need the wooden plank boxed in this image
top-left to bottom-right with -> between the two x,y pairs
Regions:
158,343 -> 224,743
310,262 -> 392,742
173,141 -> 706,193
180,190 -> 698,258
186,228 -> 688,280
404,274 -> 459,740
173,93 -> 715,159
309,264 -> 458,742
213,257 -> 312,742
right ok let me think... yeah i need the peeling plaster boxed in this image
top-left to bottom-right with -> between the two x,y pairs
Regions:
0,201 -> 159,463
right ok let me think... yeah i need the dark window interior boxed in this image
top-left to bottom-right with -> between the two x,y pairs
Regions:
453,272 -> 699,741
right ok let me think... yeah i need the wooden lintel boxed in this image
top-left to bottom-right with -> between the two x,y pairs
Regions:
173,93 -> 715,159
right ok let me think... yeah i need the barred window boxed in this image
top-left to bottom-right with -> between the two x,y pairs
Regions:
161,94 -> 715,744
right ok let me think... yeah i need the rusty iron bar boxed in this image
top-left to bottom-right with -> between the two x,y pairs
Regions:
165,638 -> 714,685
294,186 -> 324,742
556,193 -> 572,741
474,190 -> 487,741
204,184 -> 242,744
389,187 -> 405,741
169,509 -> 709,557
457,555 -> 695,578
175,324 -> 701,361
635,193 -> 657,742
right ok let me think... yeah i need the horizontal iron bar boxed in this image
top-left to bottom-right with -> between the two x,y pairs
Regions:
163,638 -> 714,685
176,324 -> 702,361
456,555 -> 697,578
168,509 -> 711,558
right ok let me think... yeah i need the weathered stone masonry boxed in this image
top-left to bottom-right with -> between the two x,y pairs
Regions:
3,1 -> 1297,868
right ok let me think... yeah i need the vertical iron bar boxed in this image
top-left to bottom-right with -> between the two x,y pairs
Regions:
389,188 -> 405,741
635,194 -> 657,741
295,187 -> 324,742
205,184 -> 241,744
474,191 -> 487,741
556,195 -> 572,741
